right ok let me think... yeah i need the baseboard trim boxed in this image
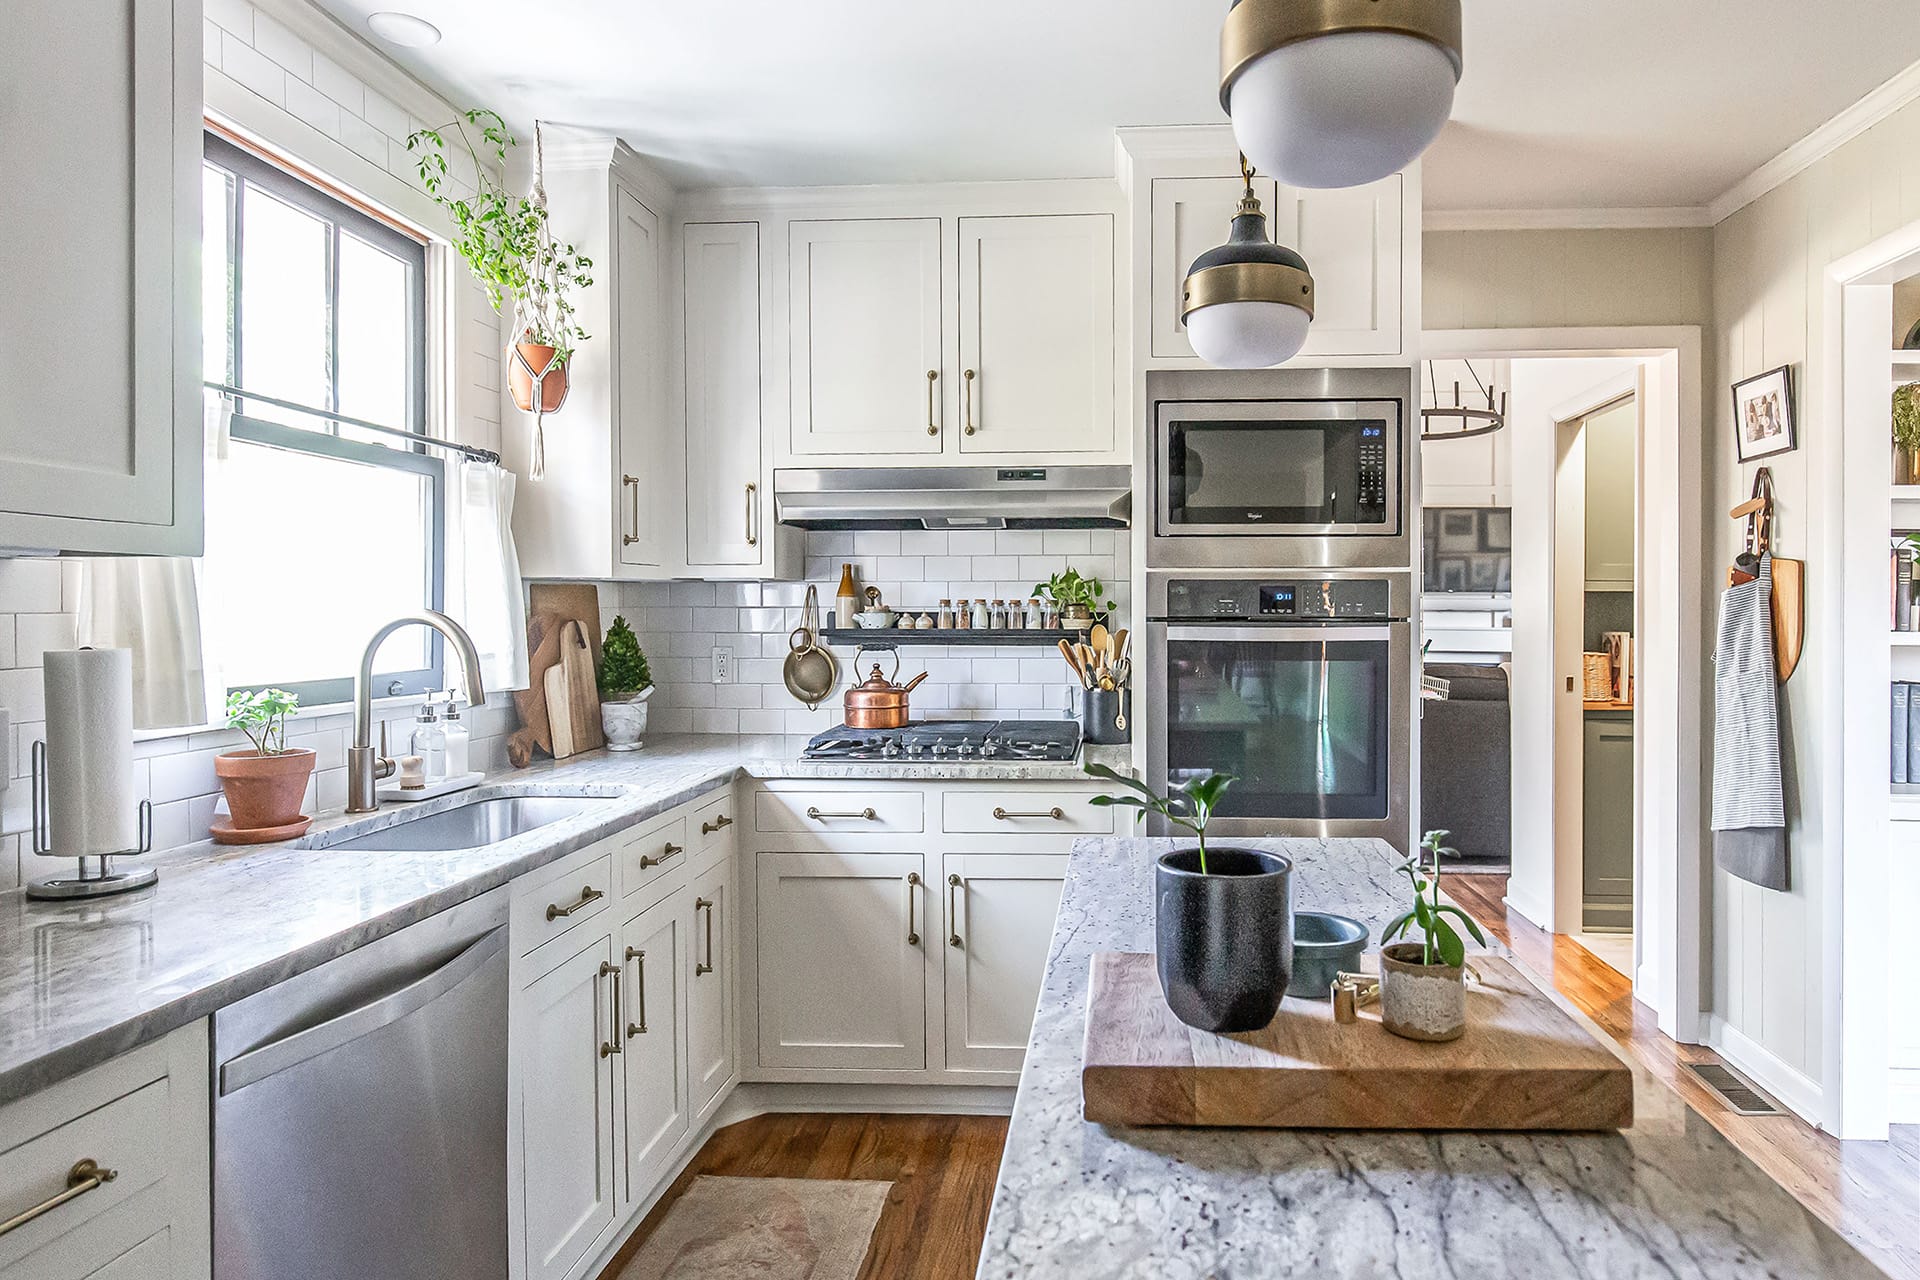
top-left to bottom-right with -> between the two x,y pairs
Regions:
1706,1015 -> 1827,1127
716,1081 -> 1018,1125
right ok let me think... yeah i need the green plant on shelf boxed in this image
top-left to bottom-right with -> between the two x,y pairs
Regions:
1034,568 -> 1116,614
1896,383 -> 1920,456
599,616 -> 653,700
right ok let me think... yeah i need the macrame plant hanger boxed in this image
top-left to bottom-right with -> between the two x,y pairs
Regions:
513,120 -> 569,479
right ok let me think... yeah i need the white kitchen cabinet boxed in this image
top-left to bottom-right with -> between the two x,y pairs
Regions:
616,896 -> 688,1208
788,218 -> 945,457
686,855 -> 736,1121
755,851 -> 927,1070
1584,394 -> 1637,591
615,189 -> 669,570
957,215 -> 1114,455
0,0 -> 201,555
683,222 -> 767,568
517,930 -> 618,1280
940,853 -> 1068,1073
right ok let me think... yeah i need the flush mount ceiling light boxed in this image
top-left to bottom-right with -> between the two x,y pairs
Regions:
1181,156 -> 1315,369
1220,0 -> 1462,190
366,11 -> 442,47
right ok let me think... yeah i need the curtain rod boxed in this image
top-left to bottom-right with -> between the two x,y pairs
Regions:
202,382 -> 502,465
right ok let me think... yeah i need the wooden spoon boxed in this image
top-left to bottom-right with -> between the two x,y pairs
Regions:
1058,639 -> 1090,689
1113,628 -> 1129,662
1089,622 -> 1110,657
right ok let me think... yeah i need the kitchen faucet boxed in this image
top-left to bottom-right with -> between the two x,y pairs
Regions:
348,611 -> 488,813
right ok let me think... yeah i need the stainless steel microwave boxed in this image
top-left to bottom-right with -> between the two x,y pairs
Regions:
1146,366 -> 1413,570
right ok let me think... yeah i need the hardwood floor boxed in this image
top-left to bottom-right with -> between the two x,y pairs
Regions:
1451,872 -> 1920,1280
595,1112 -> 1008,1280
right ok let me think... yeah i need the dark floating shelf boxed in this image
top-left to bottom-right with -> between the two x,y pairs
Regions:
820,626 -> 1082,647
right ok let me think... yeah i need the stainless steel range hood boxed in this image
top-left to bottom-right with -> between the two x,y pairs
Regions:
774,466 -> 1131,531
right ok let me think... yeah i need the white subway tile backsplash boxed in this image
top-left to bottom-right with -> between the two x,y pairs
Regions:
203,0 -> 253,40
339,113 -> 388,166
222,31 -> 286,103
852,530 -> 900,557
250,11 -> 311,81
311,51 -> 365,114
283,76 -> 342,138
360,88 -> 410,141
0,561 -> 62,614
14,614 -> 76,667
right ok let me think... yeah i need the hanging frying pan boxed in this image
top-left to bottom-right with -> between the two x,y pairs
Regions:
784,585 -> 839,709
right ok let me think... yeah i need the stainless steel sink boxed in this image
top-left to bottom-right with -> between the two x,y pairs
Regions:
320,794 -> 611,852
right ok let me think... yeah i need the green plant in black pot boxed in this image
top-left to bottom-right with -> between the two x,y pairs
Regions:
1086,763 -> 1294,1033
1376,829 -> 1487,1042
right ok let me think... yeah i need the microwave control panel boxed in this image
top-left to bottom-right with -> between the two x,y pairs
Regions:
1163,577 -> 1396,622
1357,423 -> 1389,519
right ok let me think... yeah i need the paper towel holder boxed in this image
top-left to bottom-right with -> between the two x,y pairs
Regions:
25,740 -> 157,901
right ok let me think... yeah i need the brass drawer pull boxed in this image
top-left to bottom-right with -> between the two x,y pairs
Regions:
599,961 -> 622,1058
696,897 -> 715,976
0,1160 -> 117,1238
992,806 -> 1065,821
963,368 -> 978,435
546,885 -> 603,922
806,806 -> 877,821
905,872 -> 921,946
639,842 -> 683,869
745,482 -> 759,547
625,946 -> 647,1036
622,474 -> 641,546
701,814 -> 734,835
925,369 -> 939,436
947,873 -> 963,949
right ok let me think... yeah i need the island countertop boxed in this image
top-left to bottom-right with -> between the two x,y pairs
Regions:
977,837 -> 1884,1279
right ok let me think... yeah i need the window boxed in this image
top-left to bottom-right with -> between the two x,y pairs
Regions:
201,132 -> 445,705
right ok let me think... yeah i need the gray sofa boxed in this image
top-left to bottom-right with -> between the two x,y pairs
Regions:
1420,663 -> 1511,864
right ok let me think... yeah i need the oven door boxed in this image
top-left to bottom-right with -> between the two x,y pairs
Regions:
1147,621 -> 1411,849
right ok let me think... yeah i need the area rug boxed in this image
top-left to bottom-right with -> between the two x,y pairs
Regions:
615,1176 -> 892,1280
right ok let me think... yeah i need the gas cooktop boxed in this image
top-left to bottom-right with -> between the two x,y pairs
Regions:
801,719 -> 1082,763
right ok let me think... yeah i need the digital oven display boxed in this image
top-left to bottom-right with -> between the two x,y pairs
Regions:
1259,586 -> 1297,615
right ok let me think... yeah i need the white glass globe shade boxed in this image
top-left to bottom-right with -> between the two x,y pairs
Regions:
1229,30 -> 1457,189
1186,300 -> 1312,370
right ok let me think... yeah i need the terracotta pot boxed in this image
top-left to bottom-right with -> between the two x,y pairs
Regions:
214,748 -> 316,831
1378,941 -> 1467,1042
509,343 -> 569,413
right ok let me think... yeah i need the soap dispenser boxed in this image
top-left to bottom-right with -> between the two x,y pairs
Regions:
443,691 -> 471,777
411,700 -> 446,780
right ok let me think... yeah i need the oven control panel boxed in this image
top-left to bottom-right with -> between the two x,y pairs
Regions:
1163,577 -> 1396,621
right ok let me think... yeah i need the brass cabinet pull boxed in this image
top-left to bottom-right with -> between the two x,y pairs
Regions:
806,806 -> 877,821
0,1159 -> 117,1239
639,842 -> 682,870
947,873 -> 963,949
963,368 -> 977,435
695,897 -> 715,975
701,814 -> 734,835
622,474 -> 641,546
992,806 -> 1065,821
905,871 -> 921,946
625,946 -> 647,1036
745,482 -> 759,547
599,960 -> 622,1058
925,369 -> 939,436
546,885 -> 603,922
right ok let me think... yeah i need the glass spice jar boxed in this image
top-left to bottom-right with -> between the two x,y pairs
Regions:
937,598 -> 955,629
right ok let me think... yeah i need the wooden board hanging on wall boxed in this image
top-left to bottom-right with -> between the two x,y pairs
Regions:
529,583 -> 605,668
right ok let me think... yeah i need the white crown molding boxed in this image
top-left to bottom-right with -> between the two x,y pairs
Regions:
1424,206 -> 1714,232
1708,55 -> 1920,224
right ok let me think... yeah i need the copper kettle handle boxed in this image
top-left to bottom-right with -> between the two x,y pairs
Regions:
852,644 -> 900,684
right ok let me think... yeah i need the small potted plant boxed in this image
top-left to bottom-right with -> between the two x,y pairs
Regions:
1036,568 -> 1116,633
1895,383 -> 1920,485
598,616 -> 654,752
408,111 -> 594,417
1086,763 -> 1294,1033
213,689 -> 315,841
1378,830 -> 1488,1042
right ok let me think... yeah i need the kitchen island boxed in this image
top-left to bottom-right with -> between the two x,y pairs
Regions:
977,837 -> 1884,1279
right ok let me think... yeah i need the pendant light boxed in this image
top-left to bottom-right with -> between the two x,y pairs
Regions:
1420,359 -> 1505,441
1181,156 -> 1315,369
1220,0 -> 1462,190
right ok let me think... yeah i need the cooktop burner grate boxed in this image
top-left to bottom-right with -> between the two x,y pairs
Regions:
802,719 -> 1082,762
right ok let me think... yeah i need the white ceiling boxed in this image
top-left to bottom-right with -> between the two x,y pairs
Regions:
313,0 -> 1920,210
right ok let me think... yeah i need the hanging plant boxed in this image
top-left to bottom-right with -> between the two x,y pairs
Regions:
1895,383 -> 1920,455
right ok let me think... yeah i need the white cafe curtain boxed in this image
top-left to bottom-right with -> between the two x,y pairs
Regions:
445,458 -> 530,694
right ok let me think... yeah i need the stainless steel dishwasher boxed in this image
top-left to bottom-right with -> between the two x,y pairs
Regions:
212,887 -> 509,1280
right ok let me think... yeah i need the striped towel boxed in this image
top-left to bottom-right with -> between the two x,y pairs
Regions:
1712,554 -> 1788,890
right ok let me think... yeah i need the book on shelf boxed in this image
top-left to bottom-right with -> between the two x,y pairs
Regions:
1897,548 -> 1916,631
1897,683 -> 1911,785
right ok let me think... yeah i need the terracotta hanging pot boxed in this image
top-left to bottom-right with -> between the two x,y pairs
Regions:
509,342 -> 569,413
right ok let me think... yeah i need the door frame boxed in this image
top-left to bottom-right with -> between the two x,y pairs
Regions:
1425,327 -> 1704,1045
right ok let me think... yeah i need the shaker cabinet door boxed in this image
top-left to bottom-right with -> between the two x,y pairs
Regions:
615,187 -> 668,569
686,856 -> 736,1120
683,222 -> 766,568
617,896 -> 688,1208
940,853 -> 1067,1073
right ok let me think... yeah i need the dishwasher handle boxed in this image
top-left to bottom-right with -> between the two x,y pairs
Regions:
218,925 -> 507,1097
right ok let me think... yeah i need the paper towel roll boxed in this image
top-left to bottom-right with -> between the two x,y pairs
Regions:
42,648 -> 140,859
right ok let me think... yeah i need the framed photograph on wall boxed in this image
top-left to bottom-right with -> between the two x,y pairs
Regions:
1436,510 -> 1479,552
1731,365 -> 1797,463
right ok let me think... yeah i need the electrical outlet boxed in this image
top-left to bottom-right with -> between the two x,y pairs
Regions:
711,646 -> 734,684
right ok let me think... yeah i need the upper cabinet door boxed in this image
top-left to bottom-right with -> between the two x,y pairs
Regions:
1286,175 -> 1403,358
684,223 -> 764,567
614,187 -> 668,568
788,218 -> 943,457
0,0 -> 200,553
957,215 -> 1115,455
1149,176 -> 1282,361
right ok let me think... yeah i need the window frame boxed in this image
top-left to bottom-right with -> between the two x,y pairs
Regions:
203,131 -> 446,707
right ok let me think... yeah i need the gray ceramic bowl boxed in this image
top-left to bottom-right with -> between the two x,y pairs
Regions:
1287,911 -> 1368,999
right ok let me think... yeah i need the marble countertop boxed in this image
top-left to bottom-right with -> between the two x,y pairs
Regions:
0,733 -> 1134,1102
978,837 -> 1884,1280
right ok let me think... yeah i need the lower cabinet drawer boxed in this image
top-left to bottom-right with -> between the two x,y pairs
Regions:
0,1080 -> 170,1269
753,790 -> 923,834
691,793 -> 737,857
513,851 -> 615,952
617,815 -> 690,901
941,790 -> 1113,836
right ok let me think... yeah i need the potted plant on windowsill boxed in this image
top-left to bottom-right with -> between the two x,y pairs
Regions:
1037,568 -> 1116,633
1086,763 -> 1294,1034
1378,830 -> 1488,1042
598,615 -> 655,752
213,689 -> 315,843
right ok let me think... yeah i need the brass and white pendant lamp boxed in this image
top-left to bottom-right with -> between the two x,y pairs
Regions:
1220,0 -> 1463,189
1181,155 -> 1315,369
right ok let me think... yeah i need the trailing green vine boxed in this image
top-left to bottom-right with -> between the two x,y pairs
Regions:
1896,383 -> 1920,455
406,110 -> 593,365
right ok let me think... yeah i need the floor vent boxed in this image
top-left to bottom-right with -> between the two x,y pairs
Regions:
1687,1062 -> 1784,1116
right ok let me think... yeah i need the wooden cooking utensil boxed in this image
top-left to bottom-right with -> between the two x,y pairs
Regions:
1058,639 -> 1090,689
1113,628 -> 1129,661
1089,622 -> 1110,657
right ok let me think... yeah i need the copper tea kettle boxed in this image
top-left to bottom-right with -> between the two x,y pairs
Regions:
843,647 -> 928,730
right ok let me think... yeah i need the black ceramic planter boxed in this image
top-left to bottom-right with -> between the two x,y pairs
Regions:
1154,846 -> 1294,1033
